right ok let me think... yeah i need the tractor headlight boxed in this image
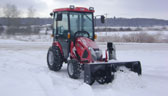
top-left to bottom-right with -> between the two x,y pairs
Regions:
89,7 -> 94,11
94,49 -> 102,60
88,47 -> 97,61
69,5 -> 75,9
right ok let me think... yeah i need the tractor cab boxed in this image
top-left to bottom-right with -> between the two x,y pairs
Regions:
51,6 -> 96,40
51,6 -> 104,59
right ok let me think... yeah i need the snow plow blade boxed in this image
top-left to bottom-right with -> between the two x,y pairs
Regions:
84,61 -> 142,85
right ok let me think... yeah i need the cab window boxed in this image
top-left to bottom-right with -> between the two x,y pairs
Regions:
57,12 -> 69,39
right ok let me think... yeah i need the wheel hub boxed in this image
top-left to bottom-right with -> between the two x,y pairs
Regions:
68,62 -> 74,76
48,51 -> 54,66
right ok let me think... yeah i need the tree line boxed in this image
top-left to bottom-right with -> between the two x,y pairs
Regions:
0,3 -> 39,35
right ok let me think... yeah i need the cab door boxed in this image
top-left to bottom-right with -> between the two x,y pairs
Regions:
56,12 -> 70,59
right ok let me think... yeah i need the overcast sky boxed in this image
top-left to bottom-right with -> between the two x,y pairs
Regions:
0,0 -> 167,20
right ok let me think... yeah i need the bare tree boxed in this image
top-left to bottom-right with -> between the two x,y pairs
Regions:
25,6 -> 40,35
3,3 -> 20,18
0,6 -> 2,17
3,3 -> 20,26
3,4 -> 21,35
27,6 -> 36,18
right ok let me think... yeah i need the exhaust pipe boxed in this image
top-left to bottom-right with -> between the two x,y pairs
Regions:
107,42 -> 116,60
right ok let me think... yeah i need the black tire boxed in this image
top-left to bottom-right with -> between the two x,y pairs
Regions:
67,59 -> 81,79
47,46 -> 63,71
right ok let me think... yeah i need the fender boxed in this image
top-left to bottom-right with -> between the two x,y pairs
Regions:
70,41 -> 76,59
74,37 -> 97,63
52,41 -> 63,55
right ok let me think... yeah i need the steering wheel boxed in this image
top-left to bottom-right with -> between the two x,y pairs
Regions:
74,31 -> 90,38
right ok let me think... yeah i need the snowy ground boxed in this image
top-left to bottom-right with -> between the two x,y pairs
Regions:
96,31 -> 168,40
1,30 -> 168,42
0,39 -> 168,96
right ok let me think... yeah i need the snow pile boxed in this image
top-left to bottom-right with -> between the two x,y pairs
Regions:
112,67 -> 145,90
73,84 -> 94,96
92,67 -> 145,96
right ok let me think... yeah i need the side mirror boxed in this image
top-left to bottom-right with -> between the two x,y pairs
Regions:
50,12 -> 53,17
101,15 -> 105,23
57,13 -> 62,21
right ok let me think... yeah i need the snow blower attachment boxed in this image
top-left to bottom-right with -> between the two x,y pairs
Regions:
84,42 -> 141,84
84,61 -> 142,84
47,5 -> 142,85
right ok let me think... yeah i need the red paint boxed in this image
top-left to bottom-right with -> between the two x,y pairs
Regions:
53,37 -> 106,63
53,7 -> 94,13
70,37 -> 100,63
105,49 -> 108,62
70,42 -> 77,59
76,37 -> 99,49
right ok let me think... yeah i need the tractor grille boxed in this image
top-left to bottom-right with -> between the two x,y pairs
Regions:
82,50 -> 88,58
94,48 -> 99,51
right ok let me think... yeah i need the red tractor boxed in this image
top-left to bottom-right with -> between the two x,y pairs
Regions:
47,5 -> 142,85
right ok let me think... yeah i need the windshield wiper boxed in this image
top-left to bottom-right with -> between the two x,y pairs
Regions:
83,13 -> 92,21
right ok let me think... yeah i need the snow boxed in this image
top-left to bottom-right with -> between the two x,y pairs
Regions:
0,34 -> 53,42
0,39 -> 168,96
96,31 -> 168,36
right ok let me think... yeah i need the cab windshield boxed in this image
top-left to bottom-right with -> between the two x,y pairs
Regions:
69,12 -> 93,39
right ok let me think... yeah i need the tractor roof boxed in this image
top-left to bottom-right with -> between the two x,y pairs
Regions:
53,7 -> 95,13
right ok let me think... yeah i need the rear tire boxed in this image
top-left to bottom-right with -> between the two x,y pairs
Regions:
67,59 -> 81,79
47,46 -> 63,71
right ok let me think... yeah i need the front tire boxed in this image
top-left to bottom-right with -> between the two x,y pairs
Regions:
47,46 -> 63,71
67,59 -> 81,79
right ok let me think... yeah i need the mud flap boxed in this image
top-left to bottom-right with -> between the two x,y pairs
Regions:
84,61 -> 142,85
